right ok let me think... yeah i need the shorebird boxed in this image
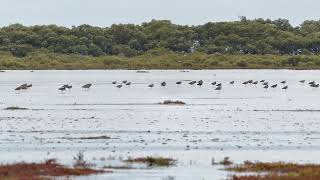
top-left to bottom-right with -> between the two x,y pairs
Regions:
20,84 -> 28,90
27,84 -> 32,88
211,81 -> 217,85
252,81 -> 258,85
281,81 -> 286,84
161,81 -> 166,87
229,81 -> 235,85
176,81 -> 182,85
112,81 -> 117,85
262,82 -> 268,86
260,80 -> 265,82
214,86 -> 222,92
58,86 -> 66,93
125,82 -> 131,86
189,81 -> 196,85
282,85 -> 288,91
300,80 -> 305,83
15,86 -> 22,92
309,81 -> 315,85
216,83 -> 222,87
247,80 -> 253,84
271,84 -> 277,88
242,81 -> 249,85
148,84 -> 154,88
116,84 -> 122,88
263,85 -> 269,91
122,80 -> 127,84
197,80 -> 203,87
82,83 -> 92,90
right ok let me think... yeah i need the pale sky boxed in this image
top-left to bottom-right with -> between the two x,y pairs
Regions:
0,0 -> 319,27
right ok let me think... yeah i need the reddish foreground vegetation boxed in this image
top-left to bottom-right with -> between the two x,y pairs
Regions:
0,159 -> 105,180
227,161 -> 320,180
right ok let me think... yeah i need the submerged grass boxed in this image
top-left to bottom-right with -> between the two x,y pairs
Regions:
227,161 -> 320,180
158,100 -> 186,105
4,106 -> 28,110
124,157 -> 176,167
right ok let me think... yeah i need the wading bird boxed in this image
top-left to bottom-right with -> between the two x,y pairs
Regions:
148,84 -> 154,88
281,81 -> 286,84
189,81 -> 196,85
282,86 -> 288,91
58,86 -> 66,93
125,82 -> 131,86
112,81 -> 117,85
229,81 -> 235,85
161,81 -> 166,87
197,80 -> 203,87
116,84 -> 122,88
211,81 -> 217,85
176,81 -> 182,85
215,86 -> 222,92
82,83 -> 92,90
271,84 -> 277,88
263,85 -> 269,91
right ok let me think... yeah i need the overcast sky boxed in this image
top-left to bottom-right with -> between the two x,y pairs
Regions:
0,0 -> 319,27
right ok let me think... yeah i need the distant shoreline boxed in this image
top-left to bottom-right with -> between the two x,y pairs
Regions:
1,51 -> 320,70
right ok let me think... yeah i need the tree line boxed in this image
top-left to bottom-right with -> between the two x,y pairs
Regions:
1,17 -> 320,58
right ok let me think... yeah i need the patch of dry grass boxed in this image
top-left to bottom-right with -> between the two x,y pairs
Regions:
227,161 -> 320,180
0,159 -> 106,180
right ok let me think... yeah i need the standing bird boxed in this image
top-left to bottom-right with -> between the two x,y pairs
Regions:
27,84 -> 32,88
252,81 -> 258,85
197,80 -> 203,87
161,81 -> 166,87
242,81 -> 249,85
262,82 -> 268,86
229,81 -> 235,85
282,85 -> 288,91
58,86 -> 66,93
116,84 -> 122,88
176,81 -> 182,85
271,84 -> 278,88
82,83 -> 92,90
216,83 -> 222,87
148,84 -> 154,88
281,81 -> 286,84
214,86 -> 222,93
189,81 -> 196,85
263,85 -> 269,91
122,80 -> 127,84
211,81 -> 217,85
260,80 -> 265,83
300,80 -> 305,83
125,82 -> 131,86
112,81 -> 117,85
15,86 -> 22,92
309,81 -> 315,85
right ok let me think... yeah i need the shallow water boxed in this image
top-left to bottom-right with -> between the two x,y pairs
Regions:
1,70 -> 320,180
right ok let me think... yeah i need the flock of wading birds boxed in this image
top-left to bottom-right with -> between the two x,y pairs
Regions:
13,79 -> 320,93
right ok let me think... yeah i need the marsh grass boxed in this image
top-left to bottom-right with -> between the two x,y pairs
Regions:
227,161 -> 320,180
159,100 -> 186,105
0,158 -> 105,180
124,157 -> 176,167
4,106 -> 28,110
2,51 -> 320,70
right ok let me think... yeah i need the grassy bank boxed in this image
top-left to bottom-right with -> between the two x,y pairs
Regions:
1,50 -> 320,70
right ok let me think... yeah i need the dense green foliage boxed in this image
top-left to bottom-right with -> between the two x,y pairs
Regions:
1,49 -> 320,70
2,18 -> 320,58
